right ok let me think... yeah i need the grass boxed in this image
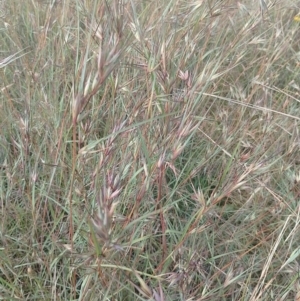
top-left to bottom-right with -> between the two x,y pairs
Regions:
1,0 -> 300,300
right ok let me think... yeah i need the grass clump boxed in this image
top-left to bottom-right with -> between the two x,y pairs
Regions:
1,0 -> 300,300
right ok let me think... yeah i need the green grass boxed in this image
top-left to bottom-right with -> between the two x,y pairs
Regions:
1,0 -> 300,300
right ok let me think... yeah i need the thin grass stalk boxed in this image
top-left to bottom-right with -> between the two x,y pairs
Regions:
156,153 -> 167,271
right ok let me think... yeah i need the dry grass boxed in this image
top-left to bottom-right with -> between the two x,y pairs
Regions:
1,0 -> 300,300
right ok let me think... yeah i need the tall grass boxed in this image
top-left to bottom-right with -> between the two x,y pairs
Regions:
1,0 -> 300,300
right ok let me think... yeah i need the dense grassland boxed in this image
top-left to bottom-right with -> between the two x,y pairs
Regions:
1,0 -> 300,300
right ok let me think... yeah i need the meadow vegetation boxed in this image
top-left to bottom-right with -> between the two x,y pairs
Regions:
1,0 -> 300,300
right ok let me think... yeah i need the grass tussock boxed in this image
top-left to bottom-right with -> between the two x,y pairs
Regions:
1,0 -> 300,300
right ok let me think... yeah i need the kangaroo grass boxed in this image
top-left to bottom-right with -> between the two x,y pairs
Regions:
1,0 -> 300,300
